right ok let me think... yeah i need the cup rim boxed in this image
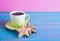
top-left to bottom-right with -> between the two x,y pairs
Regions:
10,11 -> 25,15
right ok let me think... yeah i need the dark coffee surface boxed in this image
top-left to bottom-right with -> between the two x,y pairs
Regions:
12,12 -> 24,15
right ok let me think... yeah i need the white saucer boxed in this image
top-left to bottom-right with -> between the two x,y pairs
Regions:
5,21 -> 29,30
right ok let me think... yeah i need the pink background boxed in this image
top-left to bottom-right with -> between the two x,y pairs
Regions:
0,0 -> 60,12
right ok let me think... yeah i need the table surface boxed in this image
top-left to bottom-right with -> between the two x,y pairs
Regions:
0,12 -> 60,41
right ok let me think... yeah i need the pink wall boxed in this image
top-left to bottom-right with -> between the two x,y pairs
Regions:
0,0 -> 60,12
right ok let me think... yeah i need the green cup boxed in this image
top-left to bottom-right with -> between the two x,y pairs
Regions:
10,11 -> 30,27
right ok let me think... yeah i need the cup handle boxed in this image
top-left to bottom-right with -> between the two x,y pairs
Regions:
25,14 -> 30,23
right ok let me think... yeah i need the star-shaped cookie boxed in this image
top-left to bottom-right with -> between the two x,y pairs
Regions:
15,22 -> 36,38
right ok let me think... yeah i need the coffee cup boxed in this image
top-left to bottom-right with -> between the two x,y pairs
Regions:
10,11 -> 30,27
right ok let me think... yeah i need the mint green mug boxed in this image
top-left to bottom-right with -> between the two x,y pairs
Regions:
10,11 -> 30,27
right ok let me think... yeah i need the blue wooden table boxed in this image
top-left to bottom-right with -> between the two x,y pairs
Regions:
0,12 -> 60,41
